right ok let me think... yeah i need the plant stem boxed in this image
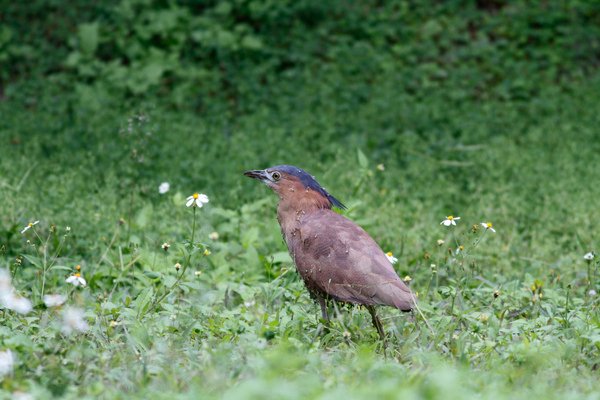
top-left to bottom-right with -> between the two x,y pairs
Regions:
33,228 -> 51,301
148,207 -> 197,313
586,261 -> 591,290
471,230 -> 487,250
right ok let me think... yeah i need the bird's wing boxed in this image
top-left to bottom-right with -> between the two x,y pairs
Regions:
291,209 -> 414,310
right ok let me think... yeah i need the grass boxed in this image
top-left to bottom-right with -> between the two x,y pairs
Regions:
0,69 -> 599,399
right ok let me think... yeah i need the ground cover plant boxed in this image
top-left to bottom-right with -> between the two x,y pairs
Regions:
1,0 -> 600,398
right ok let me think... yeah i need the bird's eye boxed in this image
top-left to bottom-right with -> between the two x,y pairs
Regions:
271,171 -> 281,181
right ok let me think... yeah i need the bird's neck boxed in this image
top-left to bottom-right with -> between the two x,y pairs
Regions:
276,195 -> 331,235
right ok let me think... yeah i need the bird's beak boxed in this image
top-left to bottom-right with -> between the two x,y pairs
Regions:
243,169 -> 269,182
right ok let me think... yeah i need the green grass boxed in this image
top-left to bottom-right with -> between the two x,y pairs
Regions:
1,68 -> 600,399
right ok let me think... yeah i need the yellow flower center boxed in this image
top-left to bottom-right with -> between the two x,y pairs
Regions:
74,273 -> 81,277
75,265 -> 81,271
386,252 -> 393,257
486,222 -> 493,228
28,223 -> 33,227
193,193 -> 199,199
459,245 -> 464,251
447,216 -> 454,220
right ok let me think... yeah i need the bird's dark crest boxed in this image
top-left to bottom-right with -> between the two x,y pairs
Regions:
272,165 -> 346,210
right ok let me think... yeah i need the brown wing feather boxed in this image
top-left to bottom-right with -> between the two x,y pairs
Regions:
286,209 -> 414,311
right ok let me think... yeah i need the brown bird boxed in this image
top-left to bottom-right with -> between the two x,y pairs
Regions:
244,165 -> 415,340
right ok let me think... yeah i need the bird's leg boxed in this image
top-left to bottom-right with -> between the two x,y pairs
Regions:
319,297 -> 330,322
315,296 -> 331,337
367,306 -> 387,349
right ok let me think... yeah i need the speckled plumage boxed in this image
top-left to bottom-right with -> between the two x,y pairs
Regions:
244,165 -> 415,339
281,208 -> 413,310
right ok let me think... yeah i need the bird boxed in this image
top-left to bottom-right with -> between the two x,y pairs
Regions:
244,165 -> 415,340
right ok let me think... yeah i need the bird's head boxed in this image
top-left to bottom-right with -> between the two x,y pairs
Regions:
244,165 -> 346,210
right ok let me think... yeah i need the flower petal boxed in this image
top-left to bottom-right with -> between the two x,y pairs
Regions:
43,294 -> 67,307
195,198 -> 204,208
198,194 -> 209,203
186,198 -> 195,207
78,277 -> 87,287
11,296 -> 32,314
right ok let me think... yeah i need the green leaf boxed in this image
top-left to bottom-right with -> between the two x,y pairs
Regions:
133,287 -> 154,317
22,254 -> 43,268
135,204 -> 153,228
269,252 -> 292,264
141,63 -> 165,85
223,288 -> 243,310
357,148 -> 368,169
78,22 -> 99,55
143,270 -> 161,279
49,265 -> 71,272
241,36 -> 263,50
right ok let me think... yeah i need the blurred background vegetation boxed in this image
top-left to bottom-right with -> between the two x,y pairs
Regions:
1,0 -> 600,398
2,0 -> 600,265
3,0 -> 600,103
2,0 -> 600,214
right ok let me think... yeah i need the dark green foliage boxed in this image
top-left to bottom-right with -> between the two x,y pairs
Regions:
2,0 -> 600,106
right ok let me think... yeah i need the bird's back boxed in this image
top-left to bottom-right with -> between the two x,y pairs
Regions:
281,208 -> 414,311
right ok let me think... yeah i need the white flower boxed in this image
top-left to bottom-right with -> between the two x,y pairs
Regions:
385,252 -> 398,264
436,239 -> 445,246
1,294 -> 33,314
61,307 -> 89,334
440,216 -> 460,226
20,220 -> 39,234
0,293 -> 32,314
0,269 -> 11,291
158,182 -> 170,194
480,222 -> 496,233
0,350 -> 15,377
161,242 -> 170,251
209,231 -> 219,240
43,294 -> 67,307
186,193 -> 209,208
583,252 -> 595,261
589,289 -> 597,297
0,270 -> 32,314
13,392 -> 34,400
66,273 -> 87,287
